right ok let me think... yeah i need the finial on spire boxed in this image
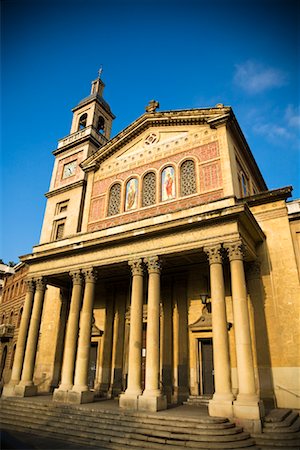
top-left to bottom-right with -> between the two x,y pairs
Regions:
98,66 -> 103,79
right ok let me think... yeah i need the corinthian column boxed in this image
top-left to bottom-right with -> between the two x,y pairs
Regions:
53,270 -> 83,402
2,279 -> 35,397
119,259 -> 144,410
204,245 -> 234,418
139,256 -> 167,412
15,277 -> 47,397
225,241 -> 264,432
68,268 -> 97,404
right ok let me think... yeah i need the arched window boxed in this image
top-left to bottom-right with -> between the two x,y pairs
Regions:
10,344 -> 16,369
0,346 -> 7,380
78,113 -> 88,130
17,307 -> 23,327
161,166 -> 176,201
107,183 -> 121,216
9,310 -> 14,325
142,172 -> 156,207
15,283 -> 19,296
125,179 -> 138,211
97,116 -> 105,133
180,160 -> 197,196
1,314 -> 5,324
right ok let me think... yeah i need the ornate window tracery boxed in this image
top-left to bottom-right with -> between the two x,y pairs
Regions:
108,183 -> 121,216
142,172 -> 156,207
180,159 -> 197,196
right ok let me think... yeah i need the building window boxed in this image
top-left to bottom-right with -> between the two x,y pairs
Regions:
239,171 -> 249,197
125,178 -> 138,211
78,113 -> 87,130
142,172 -> 156,207
17,307 -> 23,327
9,310 -> 14,325
97,116 -> 105,133
55,200 -> 69,214
108,183 -> 121,216
161,166 -> 176,201
180,160 -> 197,196
52,219 -> 66,240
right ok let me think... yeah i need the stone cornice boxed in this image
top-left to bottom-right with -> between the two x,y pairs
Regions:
21,201 -> 264,267
45,180 -> 85,198
238,186 -> 293,207
80,107 -> 232,172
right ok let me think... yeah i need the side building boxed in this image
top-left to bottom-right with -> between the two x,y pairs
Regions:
2,77 -> 300,433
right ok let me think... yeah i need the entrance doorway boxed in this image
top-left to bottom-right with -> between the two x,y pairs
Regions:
198,338 -> 214,395
88,343 -> 98,389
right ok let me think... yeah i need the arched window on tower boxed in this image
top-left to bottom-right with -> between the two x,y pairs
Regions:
78,113 -> 88,130
97,116 -> 105,134
180,159 -> 197,196
142,172 -> 156,207
107,183 -> 121,216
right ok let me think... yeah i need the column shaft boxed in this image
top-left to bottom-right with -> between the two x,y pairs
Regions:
2,280 -> 35,396
56,271 -> 83,392
72,268 -> 97,392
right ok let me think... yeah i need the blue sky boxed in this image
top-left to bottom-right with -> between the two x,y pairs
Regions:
1,0 -> 299,264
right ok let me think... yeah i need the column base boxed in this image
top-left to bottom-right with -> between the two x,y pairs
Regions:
208,397 -> 234,418
138,394 -> 167,412
119,392 -> 140,410
2,383 -> 18,397
53,388 -> 70,403
233,398 -> 264,433
14,384 -> 38,397
67,390 -> 94,404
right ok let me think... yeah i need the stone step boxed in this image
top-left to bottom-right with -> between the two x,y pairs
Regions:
263,411 -> 299,429
0,406 -> 243,436
264,408 -> 292,423
263,416 -> 300,434
1,409 -> 252,442
0,398 -> 228,425
254,437 -> 300,448
1,421 -> 258,449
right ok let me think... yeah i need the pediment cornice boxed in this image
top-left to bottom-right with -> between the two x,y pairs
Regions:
80,106 -> 233,171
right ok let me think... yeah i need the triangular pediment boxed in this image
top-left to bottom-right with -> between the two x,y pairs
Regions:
81,106 -> 232,171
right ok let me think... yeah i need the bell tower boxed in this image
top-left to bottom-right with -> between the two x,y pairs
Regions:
39,73 -> 115,244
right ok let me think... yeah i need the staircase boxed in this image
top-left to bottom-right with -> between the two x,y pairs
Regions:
184,394 -> 212,407
253,408 -> 300,448
0,397 -> 258,449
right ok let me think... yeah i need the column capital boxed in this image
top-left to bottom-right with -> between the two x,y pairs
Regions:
204,244 -> 223,265
128,258 -> 144,276
69,270 -> 83,285
82,267 -> 98,283
225,241 -> 245,262
144,256 -> 162,274
35,277 -> 47,292
24,278 -> 35,293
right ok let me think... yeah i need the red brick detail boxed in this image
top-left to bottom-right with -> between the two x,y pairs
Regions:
89,197 -> 105,222
87,189 -> 223,232
200,162 -> 222,191
54,151 -> 84,189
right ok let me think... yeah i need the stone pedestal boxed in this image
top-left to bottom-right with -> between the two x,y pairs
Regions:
67,390 -> 95,404
209,396 -> 234,418
53,388 -> 69,403
119,392 -> 140,410
233,398 -> 264,433
14,383 -> 38,397
138,393 -> 167,412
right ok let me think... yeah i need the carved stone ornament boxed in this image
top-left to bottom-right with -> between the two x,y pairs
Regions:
82,267 -> 98,283
35,277 -> 47,292
145,99 -> 159,113
69,270 -> 83,285
204,244 -> 222,265
190,305 -> 212,330
225,241 -> 245,262
24,278 -> 35,293
144,256 -> 162,274
128,258 -> 144,276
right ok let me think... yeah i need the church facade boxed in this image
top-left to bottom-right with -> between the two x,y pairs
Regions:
2,76 -> 300,432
